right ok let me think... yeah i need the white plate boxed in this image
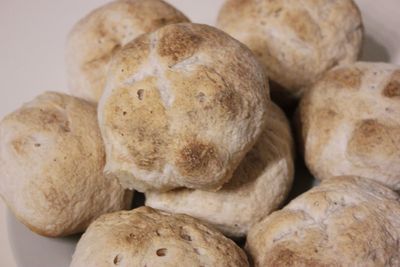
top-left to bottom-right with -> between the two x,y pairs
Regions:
4,0 -> 400,266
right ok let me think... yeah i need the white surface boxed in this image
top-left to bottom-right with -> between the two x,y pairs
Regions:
0,0 -> 399,266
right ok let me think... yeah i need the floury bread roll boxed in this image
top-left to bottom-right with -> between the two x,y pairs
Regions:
98,23 -> 270,192
71,207 -> 249,267
0,92 -> 132,237
298,62 -> 400,190
217,0 -> 363,107
246,176 -> 400,267
66,0 -> 190,102
146,102 -> 294,238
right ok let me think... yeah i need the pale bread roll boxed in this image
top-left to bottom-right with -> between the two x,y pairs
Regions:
0,92 -> 132,237
66,0 -> 190,102
146,102 -> 294,237
297,62 -> 400,190
98,23 -> 270,192
217,0 -> 363,107
71,207 -> 249,267
246,176 -> 400,267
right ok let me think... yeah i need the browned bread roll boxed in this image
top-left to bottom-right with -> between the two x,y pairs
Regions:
66,0 -> 190,102
218,0 -> 363,107
0,92 -> 132,237
246,176 -> 400,267
98,23 -> 270,192
297,62 -> 400,190
71,207 -> 249,267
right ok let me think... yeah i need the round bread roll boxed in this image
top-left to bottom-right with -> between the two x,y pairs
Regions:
146,102 -> 294,237
0,92 -> 132,237
217,0 -> 363,107
298,62 -> 400,190
98,23 -> 270,192
71,206 -> 249,267
246,176 -> 400,267
66,0 -> 190,103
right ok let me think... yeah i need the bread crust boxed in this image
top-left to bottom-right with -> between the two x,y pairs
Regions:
145,102 -> 294,237
71,206 -> 249,267
66,0 -> 189,102
298,62 -> 400,190
0,92 -> 132,237
217,0 -> 363,106
98,23 -> 269,192
246,176 -> 400,267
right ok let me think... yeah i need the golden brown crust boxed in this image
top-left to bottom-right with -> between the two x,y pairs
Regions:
217,0 -> 363,106
71,207 -> 249,267
298,62 -> 400,190
66,0 -> 190,102
246,176 -> 400,267
0,92 -> 132,237
383,70 -> 400,98
98,23 -> 269,192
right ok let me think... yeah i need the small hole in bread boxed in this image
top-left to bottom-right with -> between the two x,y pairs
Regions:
181,233 -> 192,241
137,89 -> 144,100
34,143 -> 41,147
156,248 -> 167,257
113,254 -> 122,265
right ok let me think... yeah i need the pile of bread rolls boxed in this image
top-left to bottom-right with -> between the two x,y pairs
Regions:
1,0 -> 399,266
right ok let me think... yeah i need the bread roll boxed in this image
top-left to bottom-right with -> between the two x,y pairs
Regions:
246,176 -> 400,267
71,207 -> 249,267
297,62 -> 400,190
0,92 -> 132,237
217,0 -> 363,107
66,0 -> 190,102
98,23 -> 269,192
146,102 -> 294,237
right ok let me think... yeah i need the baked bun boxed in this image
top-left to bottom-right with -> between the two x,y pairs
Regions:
246,176 -> 400,267
98,23 -> 269,192
66,0 -> 189,102
217,0 -> 363,107
146,102 -> 294,237
0,92 -> 132,237
71,207 -> 249,267
298,62 -> 400,190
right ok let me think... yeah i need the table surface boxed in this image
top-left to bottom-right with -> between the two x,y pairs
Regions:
1,0 -> 399,266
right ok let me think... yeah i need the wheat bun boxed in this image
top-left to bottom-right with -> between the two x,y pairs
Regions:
0,92 -> 132,237
297,62 -> 400,190
145,102 -> 294,237
66,0 -> 190,103
217,0 -> 363,107
71,206 -> 249,267
246,176 -> 400,267
98,23 -> 270,192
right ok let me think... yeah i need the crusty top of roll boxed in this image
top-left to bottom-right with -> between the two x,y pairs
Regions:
298,62 -> 400,190
246,176 -> 400,267
66,0 -> 190,102
98,23 -> 269,192
218,0 -> 362,102
0,92 -> 131,237
71,207 -> 249,267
